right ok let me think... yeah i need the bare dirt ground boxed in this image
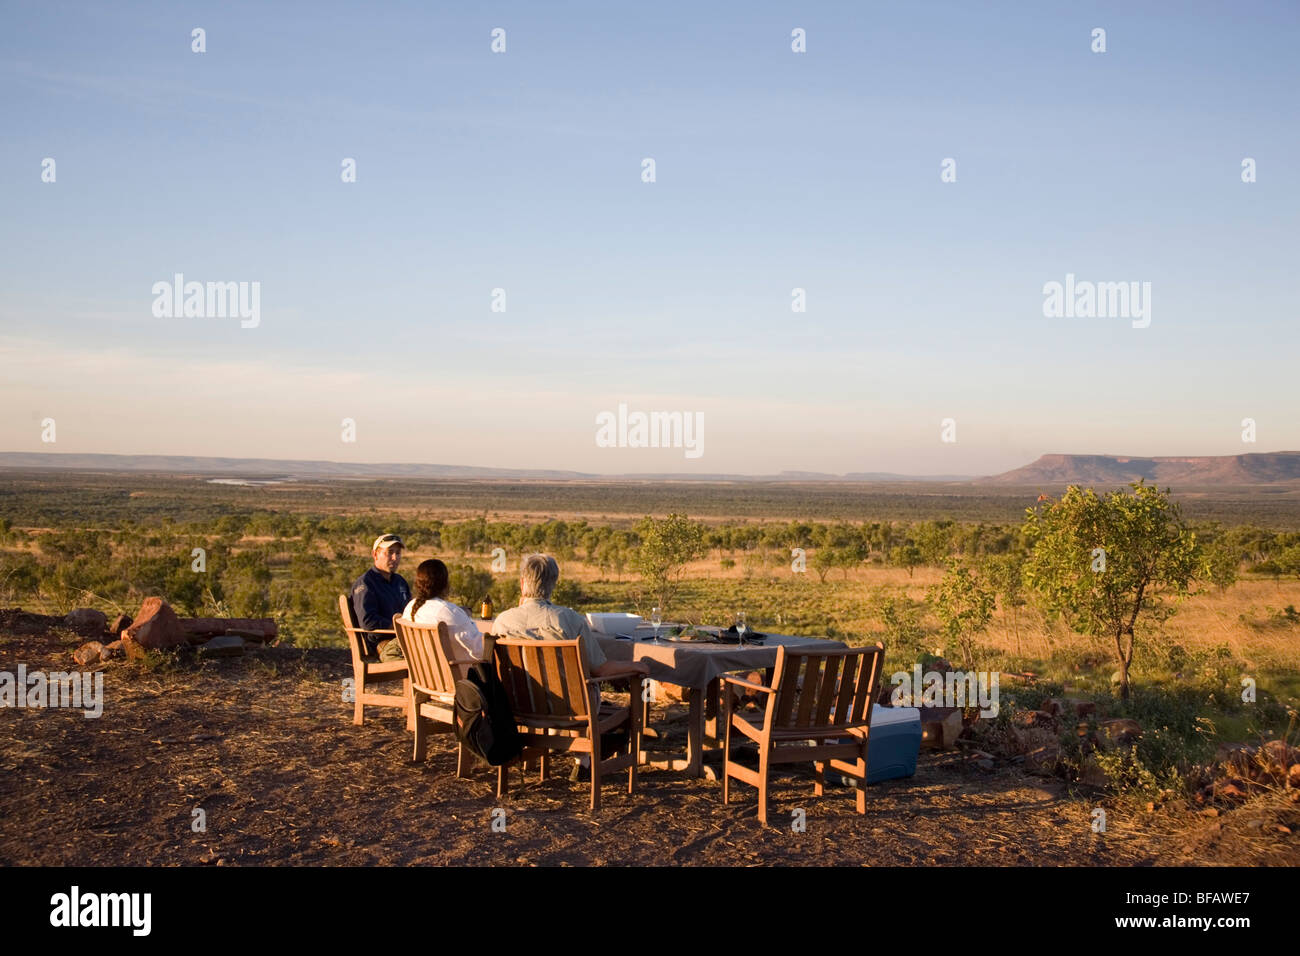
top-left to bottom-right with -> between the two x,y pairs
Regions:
2,623 -> 1296,867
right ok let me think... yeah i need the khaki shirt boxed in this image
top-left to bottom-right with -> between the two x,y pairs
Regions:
490,598 -> 608,671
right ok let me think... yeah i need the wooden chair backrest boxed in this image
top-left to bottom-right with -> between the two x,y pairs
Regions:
492,637 -> 592,724
392,615 -> 461,697
338,593 -> 368,657
769,643 -> 885,733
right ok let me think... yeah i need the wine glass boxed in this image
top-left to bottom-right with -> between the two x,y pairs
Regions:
651,606 -> 662,642
735,611 -> 747,646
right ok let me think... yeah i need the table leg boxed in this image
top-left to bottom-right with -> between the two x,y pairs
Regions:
684,686 -> 705,778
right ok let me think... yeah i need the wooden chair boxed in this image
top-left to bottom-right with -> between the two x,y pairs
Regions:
492,636 -> 641,811
392,615 -> 478,774
721,642 -> 885,826
337,593 -> 411,728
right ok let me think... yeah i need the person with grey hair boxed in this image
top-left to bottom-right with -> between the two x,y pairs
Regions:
492,554 -> 649,781
492,554 -> 648,682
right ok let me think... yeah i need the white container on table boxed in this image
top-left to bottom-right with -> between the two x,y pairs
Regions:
585,612 -> 645,634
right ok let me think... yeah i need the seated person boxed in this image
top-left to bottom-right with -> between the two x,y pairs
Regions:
492,553 -> 649,680
350,533 -> 412,662
400,558 -> 484,661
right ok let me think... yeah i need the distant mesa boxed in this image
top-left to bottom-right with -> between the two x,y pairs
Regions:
985,452 -> 1300,486
1,450 -> 1298,486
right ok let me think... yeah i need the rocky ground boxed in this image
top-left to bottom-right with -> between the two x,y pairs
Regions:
1,613 -> 1296,867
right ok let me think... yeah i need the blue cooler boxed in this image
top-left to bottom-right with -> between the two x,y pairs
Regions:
865,704 -> 921,784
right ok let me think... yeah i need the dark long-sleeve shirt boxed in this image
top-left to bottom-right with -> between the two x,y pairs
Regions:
350,567 -> 411,653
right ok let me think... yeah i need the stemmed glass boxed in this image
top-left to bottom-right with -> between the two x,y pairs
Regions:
651,606 -> 662,643
735,611 -> 747,647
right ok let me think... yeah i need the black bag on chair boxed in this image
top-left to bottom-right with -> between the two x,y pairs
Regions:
454,663 -> 521,766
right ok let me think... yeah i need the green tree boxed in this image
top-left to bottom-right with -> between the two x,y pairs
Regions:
1022,481 -> 1203,700
981,552 -> 1027,655
890,543 -> 923,578
929,559 -> 994,668
630,513 -> 705,615
811,547 -> 837,583
1202,539 -> 1241,592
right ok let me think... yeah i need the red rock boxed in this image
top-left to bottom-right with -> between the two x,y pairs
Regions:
1023,744 -> 1059,776
120,635 -> 148,661
109,614 -> 133,636
72,641 -> 105,666
1045,697 -> 1094,717
1217,781 -> 1249,802
123,598 -> 188,649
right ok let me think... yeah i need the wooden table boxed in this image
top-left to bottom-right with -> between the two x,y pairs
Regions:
596,626 -> 846,779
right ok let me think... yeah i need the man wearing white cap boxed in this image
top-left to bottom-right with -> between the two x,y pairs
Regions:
350,533 -> 412,662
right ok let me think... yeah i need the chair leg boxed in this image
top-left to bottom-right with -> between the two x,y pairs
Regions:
539,753 -> 549,782
455,741 -> 467,778
855,744 -> 868,815
757,746 -> 770,826
412,716 -> 427,763
721,699 -> 734,805
352,672 -> 365,725
404,679 -> 415,731
627,718 -> 637,795
814,760 -> 825,797
497,763 -> 508,799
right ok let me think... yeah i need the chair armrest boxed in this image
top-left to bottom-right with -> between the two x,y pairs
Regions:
344,626 -> 396,637
448,657 -> 480,668
722,675 -> 775,694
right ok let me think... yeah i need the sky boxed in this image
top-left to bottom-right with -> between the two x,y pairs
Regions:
2,0 -> 1298,476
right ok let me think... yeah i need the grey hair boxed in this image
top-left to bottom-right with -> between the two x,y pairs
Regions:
519,553 -> 559,600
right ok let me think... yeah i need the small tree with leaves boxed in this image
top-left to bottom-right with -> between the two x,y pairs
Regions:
929,559 -> 994,668
1022,481 -> 1203,700
891,543 -> 923,579
630,513 -> 705,616
981,552 -> 1028,656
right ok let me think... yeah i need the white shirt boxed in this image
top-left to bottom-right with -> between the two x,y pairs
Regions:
400,597 -> 484,661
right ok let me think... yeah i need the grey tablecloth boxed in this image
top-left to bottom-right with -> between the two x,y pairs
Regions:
596,627 -> 846,689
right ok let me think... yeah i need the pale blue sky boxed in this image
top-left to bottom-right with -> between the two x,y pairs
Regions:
2,1 -> 1297,475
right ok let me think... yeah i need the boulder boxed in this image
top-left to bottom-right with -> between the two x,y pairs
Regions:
72,641 -> 105,666
1216,780 -> 1250,802
102,640 -> 125,661
123,598 -> 188,650
65,608 -> 108,635
1045,697 -> 1096,718
198,635 -> 246,659
120,636 -> 148,661
178,618 -> 277,643
919,707 -> 964,750
1077,757 -> 1110,788
109,614 -> 133,636
1023,744 -> 1060,776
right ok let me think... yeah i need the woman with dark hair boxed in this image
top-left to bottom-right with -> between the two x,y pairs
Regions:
399,558 -> 484,660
